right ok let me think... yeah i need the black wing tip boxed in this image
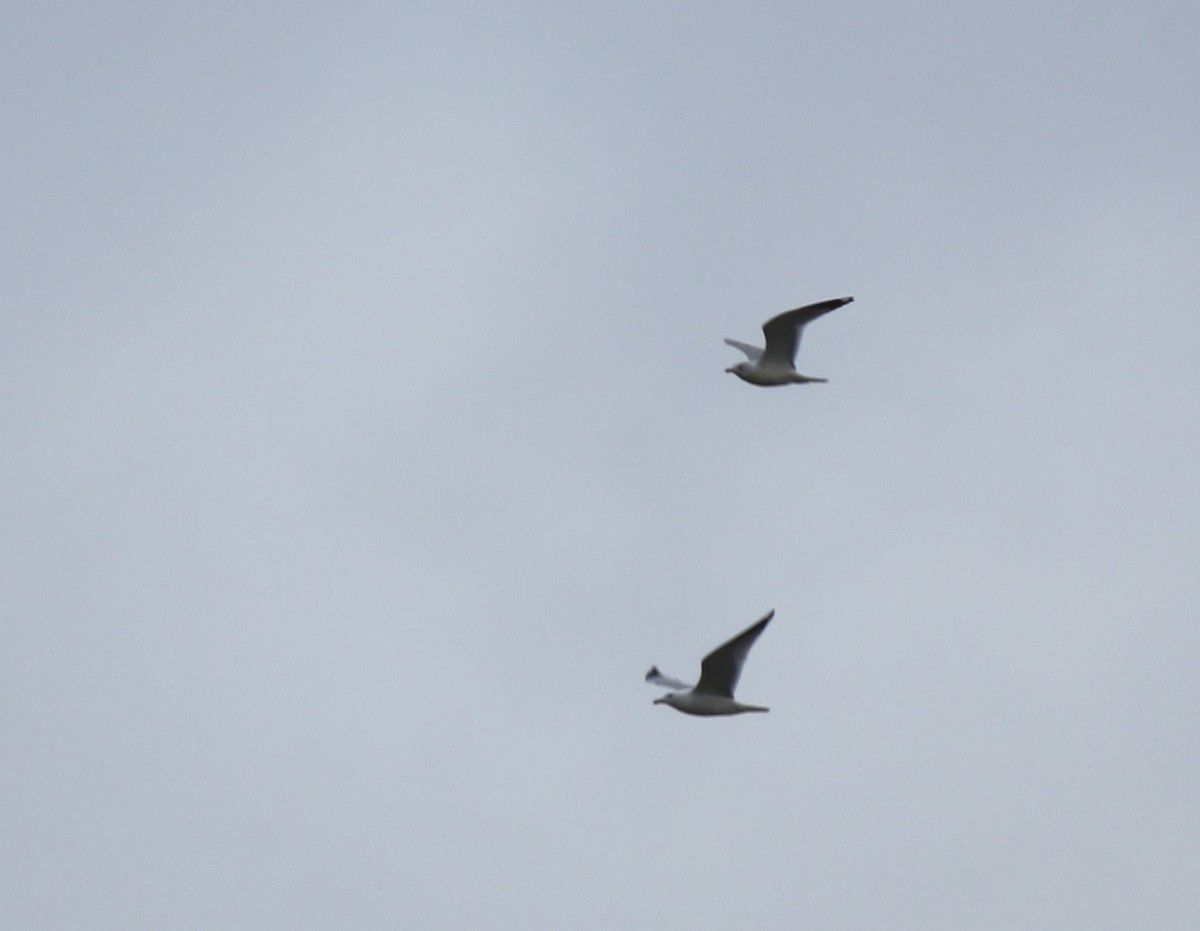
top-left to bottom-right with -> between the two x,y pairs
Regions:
736,610 -> 774,640
645,665 -> 661,682
773,296 -> 854,321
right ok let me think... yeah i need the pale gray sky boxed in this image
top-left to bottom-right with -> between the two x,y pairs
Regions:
4,2 -> 1199,928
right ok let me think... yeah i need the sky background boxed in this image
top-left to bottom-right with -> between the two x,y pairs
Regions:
4,2 -> 1199,928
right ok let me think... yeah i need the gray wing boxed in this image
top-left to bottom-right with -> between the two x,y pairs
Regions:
645,666 -> 692,690
760,296 -> 853,366
694,610 -> 774,698
723,338 -> 764,363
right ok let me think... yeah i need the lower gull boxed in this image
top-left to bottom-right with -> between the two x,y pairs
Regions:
725,296 -> 853,386
646,611 -> 774,716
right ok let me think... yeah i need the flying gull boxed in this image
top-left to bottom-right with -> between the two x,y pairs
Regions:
645,610 -> 774,716
725,296 -> 853,386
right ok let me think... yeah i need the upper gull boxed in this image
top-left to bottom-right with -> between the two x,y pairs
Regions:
646,611 -> 774,716
725,296 -> 853,386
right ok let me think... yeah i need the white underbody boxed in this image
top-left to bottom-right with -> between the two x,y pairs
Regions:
726,361 -> 826,386
655,690 -> 769,716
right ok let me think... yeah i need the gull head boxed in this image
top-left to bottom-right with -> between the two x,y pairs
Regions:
653,695 -> 673,707
725,362 -> 748,376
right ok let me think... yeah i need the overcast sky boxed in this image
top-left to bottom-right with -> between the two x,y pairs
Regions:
4,2 -> 1199,928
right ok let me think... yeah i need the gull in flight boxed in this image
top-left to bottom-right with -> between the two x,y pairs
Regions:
725,296 -> 853,386
645,611 -> 773,716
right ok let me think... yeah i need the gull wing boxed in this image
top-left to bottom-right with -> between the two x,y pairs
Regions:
694,610 -> 774,698
723,338 -> 764,363
760,296 -> 853,366
645,666 -> 692,690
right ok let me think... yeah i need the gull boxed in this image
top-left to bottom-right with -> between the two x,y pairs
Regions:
645,611 -> 773,716
725,296 -> 853,386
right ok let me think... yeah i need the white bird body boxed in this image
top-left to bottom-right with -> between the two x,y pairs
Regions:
646,611 -> 774,717
725,296 -> 853,386
653,691 -> 769,716
725,362 -> 827,387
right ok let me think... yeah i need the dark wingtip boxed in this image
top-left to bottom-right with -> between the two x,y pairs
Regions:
645,666 -> 660,682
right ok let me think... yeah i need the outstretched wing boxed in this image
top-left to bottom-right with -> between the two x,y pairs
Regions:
723,338 -> 763,363
645,666 -> 692,690
694,610 -> 774,698
761,296 -> 853,366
